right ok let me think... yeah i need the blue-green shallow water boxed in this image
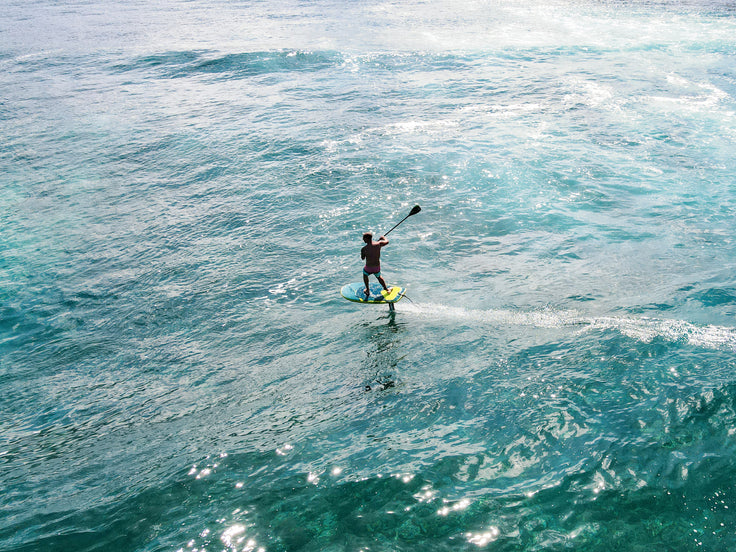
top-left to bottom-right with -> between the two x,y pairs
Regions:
3,0 -> 736,550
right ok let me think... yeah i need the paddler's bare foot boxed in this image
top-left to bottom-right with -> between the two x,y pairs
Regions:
364,289 -> 370,298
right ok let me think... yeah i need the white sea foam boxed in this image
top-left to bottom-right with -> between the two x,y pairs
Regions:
402,302 -> 736,351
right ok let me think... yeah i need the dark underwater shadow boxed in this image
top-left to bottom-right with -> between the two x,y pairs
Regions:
359,310 -> 409,392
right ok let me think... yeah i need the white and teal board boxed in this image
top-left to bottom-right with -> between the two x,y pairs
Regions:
341,282 -> 406,304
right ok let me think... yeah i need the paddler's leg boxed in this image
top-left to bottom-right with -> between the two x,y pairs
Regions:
363,273 -> 370,298
376,273 -> 389,292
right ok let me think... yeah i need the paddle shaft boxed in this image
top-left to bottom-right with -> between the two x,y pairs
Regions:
383,215 -> 411,236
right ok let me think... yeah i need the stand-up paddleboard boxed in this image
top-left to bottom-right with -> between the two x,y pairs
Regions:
341,282 -> 406,304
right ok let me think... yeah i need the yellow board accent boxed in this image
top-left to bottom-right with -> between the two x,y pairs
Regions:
381,286 -> 401,301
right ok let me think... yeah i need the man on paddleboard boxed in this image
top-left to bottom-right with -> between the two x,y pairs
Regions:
361,232 -> 389,298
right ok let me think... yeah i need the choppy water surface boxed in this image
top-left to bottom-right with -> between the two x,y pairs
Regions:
2,0 -> 736,550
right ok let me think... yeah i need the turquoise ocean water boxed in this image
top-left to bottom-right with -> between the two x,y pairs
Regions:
3,0 -> 736,550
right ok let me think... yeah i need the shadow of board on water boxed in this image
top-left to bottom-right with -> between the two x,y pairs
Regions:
359,312 -> 408,393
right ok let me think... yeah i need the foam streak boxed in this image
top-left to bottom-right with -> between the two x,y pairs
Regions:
402,303 -> 736,350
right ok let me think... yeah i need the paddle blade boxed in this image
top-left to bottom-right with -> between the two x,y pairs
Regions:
409,205 -> 421,216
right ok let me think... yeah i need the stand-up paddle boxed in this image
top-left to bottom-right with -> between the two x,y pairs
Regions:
383,205 -> 421,237
340,205 -> 421,312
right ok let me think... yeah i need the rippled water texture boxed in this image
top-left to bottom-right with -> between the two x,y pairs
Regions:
2,0 -> 736,550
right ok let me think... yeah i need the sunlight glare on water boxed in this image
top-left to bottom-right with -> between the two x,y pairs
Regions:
2,0 -> 736,551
